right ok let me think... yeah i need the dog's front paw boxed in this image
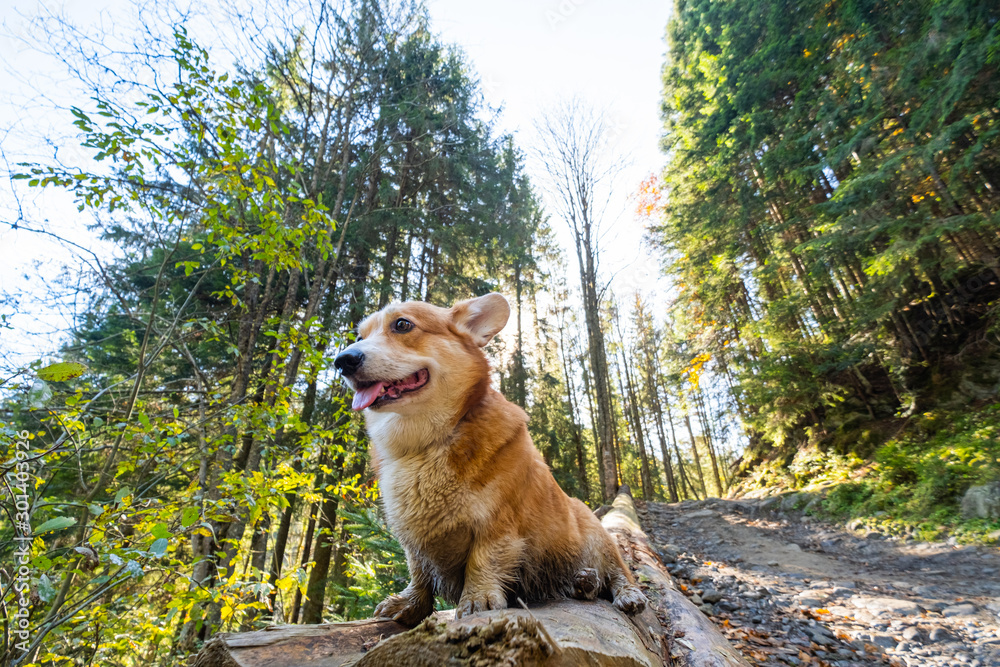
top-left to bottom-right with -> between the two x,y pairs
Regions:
613,584 -> 647,615
374,592 -> 433,625
455,589 -> 507,618
572,567 -> 600,600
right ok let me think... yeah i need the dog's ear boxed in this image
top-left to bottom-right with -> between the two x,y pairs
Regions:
452,293 -> 510,346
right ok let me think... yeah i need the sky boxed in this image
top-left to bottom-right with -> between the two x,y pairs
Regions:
0,0 -> 673,367
426,0 -> 672,296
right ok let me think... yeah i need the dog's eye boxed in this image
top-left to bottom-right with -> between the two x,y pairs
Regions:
392,318 -> 414,333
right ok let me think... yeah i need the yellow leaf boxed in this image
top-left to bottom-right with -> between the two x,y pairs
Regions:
37,362 -> 87,382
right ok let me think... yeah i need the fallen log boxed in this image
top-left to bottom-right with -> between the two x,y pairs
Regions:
191,618 -> 409,667
192,487 -> 747,667
604,488 -> 749,667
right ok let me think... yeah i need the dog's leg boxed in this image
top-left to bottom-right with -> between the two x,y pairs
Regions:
610,572 -> 646,615
455,534 -> 523,618
597,533 -> 647,615
374,551 -> 434,625
571,567 -> 600,600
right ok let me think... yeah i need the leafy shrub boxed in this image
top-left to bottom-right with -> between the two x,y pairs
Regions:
823,482 -> 875,516
811,403 -> 1000,540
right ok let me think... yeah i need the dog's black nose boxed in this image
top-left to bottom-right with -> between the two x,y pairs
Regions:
334,349 -> 365,376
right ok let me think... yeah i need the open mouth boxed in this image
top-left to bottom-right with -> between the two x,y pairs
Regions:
351,369 -> 430,411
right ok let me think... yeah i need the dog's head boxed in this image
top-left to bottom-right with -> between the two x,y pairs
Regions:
335,293 -> 510,418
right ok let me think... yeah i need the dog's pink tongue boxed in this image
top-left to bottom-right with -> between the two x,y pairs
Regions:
352,382 -> 384,411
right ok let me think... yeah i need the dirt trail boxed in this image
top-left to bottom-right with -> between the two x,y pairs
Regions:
638,498 -> 1000,667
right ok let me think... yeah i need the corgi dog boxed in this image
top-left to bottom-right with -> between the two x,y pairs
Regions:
334,293 -> 646,623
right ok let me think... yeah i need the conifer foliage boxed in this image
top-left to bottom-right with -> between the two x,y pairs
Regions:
653,0 -> 1000,459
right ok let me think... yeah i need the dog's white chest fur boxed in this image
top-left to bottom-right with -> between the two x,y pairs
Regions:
379,451 -> 455,524
369,413 -> 490,560
377,451 -> 479,571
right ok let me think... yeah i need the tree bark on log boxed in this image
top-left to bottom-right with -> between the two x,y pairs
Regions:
191,487 -> 748,667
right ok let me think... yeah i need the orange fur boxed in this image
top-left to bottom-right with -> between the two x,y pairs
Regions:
337,293 -> 646,622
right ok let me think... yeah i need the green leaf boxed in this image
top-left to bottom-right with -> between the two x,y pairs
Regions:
37,361 -> 88,382
114,486 -> 132,505
38,574 -> 57,602
150,538 -> 169,557
152,523 -> 172,539
181,507 -> 199,528
34,516 -> 77,535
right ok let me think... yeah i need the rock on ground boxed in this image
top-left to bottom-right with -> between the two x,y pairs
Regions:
961,482 -> 1000,520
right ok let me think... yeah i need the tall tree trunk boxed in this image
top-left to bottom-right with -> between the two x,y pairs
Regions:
329,519 -> 352,616
581,359 -> 606,490
377,224 -> 399,310
684,414 -> 709,498
511,259 -> 527,408
694,390 -> 723,496
648,376 -> 678,502
640,415 -> 662,499
399,232 -> 414,302
268,497 -> 297,621
581,272 -> 617,501
665,402 -> 696,500
632,303 -> 678,502
241,513 -> 272,630
267,367 -> 324,618
536,103 -> 624,501
301,467 -> 341,624
291,502 -> 319,624
558,312 -> 591,501
618,345 -> 652,500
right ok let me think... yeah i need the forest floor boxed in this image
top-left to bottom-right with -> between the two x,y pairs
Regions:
637,498 -> 1000,667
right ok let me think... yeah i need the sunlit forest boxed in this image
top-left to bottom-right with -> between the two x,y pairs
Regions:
1,0 -> 999,664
